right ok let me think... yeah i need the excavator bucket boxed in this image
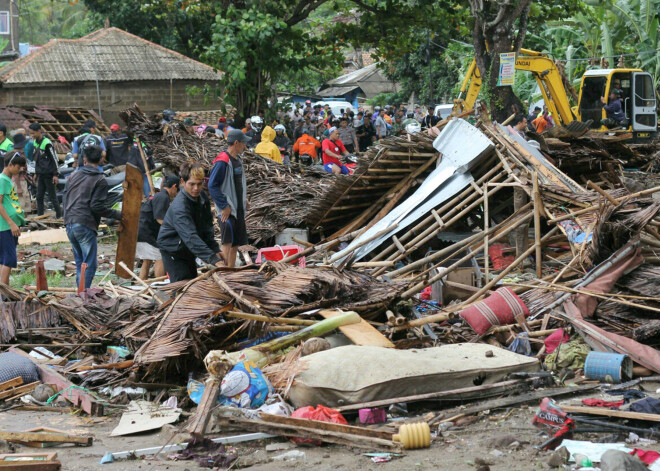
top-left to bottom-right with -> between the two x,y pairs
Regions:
545,120 -> 593,138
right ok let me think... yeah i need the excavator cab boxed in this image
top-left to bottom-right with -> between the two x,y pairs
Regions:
577,69 -> 657,139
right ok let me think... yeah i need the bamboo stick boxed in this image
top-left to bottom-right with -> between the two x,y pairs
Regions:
225,311 -> 316,326
118,261 -> 164,304
533,172 -> 542,278
484,182 -> 490,281
327,225 -> 398,263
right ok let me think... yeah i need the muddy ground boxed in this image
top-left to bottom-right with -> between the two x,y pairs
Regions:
1,389 -> 659,470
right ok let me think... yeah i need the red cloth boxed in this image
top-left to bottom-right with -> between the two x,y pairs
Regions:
322,139 -> 346,166
544,328 -> 570,354
291,405 -> 348,446
460,287 -> 529,335
631,449 -> 660,465
581,398 -> 624,408
420,286 -> 432,300
488,243 -> 515,270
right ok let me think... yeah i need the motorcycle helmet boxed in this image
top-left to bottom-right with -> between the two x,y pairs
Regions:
274,124 -> 286,134
344,154 -> 359,164
405,122 -> 422,134
299,153 -> 314,166
250,116 -> 263,132
162,109 -> 176,123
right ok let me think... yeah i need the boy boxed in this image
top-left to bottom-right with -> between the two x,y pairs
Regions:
63,143 -> 124,289
136,176 -> 179,279
0,152 -> 26,285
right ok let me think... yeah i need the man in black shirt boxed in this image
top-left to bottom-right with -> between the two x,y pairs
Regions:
104,124 -> 131,168
422,106 -> 440,128
136,176 -> 179,279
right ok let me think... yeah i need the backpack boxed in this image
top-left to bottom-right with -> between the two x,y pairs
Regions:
76,134 -> 102,166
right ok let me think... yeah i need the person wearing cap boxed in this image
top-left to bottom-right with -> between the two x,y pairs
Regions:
422,106 -> 440,128
72,120 -> 106,167
208,129 -> 249,268
322,127 -> 350,175
338,117 -> 358,153
136,176 -> 179,279
600,88 -> 626,128
104,124 -> 131,168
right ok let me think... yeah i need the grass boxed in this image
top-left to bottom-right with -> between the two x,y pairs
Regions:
10,268 -> 72,290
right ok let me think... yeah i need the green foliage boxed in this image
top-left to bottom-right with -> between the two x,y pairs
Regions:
19,0 -> 103,45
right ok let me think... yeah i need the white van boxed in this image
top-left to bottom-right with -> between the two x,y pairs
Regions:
313,100 -> 354,117
434,104 -> 454,119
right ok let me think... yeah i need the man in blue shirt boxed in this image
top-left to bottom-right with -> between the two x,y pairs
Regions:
600,89 -> 627,128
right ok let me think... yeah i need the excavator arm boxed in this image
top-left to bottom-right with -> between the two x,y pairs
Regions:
453,49 -> 579,129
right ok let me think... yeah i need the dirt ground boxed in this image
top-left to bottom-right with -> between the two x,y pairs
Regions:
2,389 -> 659,470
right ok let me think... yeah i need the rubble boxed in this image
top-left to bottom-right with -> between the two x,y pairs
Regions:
3,104 -> 660,469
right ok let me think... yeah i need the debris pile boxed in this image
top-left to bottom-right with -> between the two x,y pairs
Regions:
3,106 -> 660,469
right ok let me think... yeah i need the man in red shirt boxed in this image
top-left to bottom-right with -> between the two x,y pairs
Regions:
322,127 -> 350,175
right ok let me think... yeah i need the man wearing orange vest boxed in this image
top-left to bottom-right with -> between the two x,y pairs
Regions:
293,132 -> 321,165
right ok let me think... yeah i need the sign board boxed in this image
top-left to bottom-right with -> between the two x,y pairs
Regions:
498,52 -> 516,86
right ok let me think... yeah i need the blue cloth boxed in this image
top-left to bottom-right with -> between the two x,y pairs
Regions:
324,163 -> 350,175
208,159 -> 229,209
603,98 -> 625,122
0,230 -> 18,268
142,174 -> 150,197
66,223 -> 98,289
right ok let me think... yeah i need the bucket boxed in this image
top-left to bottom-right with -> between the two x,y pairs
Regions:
584,352 -> 633,383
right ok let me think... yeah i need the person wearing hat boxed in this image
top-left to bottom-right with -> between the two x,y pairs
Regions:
158,163 -> 222,281
136,175 -> 179,279
104,124 -> 131,168
600,88 -> 626,128
322,127 -> 351,175
208,129 -> 249,268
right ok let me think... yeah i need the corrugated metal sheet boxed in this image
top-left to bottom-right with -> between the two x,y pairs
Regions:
317,85 -> 359,97
0,28 -> 222,85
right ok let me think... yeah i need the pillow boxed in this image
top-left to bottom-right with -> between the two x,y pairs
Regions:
460,287 -> 530,335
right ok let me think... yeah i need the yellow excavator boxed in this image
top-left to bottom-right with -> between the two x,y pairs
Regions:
454,48 -> 658,140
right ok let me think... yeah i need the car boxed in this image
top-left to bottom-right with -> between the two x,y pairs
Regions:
434,104 -> 453,119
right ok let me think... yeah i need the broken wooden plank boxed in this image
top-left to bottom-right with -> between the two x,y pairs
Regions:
560,405 -> 660,422
114,163 -> 142,279
259,413 -> 392,440
0,382 -> 39,401
18,228 -> 68,246
0,377 -> 23,393
0,452 -> 60,470
187,380 -> 221,437
8,347 -> 104,416
0,429 -> 93,447
336,379 -> 529,412
215,412 -> 402,452
319,309 -> 394,348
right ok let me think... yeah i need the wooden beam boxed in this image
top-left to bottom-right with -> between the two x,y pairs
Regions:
8,347 -> 104,416
0,382 -> 39,401
560,405 -> 660,422
0,431 -> 92,446
114,163 -> 142,280
187,380 -> 220,437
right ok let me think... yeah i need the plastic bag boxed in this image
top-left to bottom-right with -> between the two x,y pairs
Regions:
219,361 -> 273,409
290,405 -> 348,445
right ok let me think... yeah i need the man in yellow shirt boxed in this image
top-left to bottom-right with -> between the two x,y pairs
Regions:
254,126 -> 282,164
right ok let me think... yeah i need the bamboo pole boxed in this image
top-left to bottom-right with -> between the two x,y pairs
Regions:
459,226 -> 559,306
224,311 -> 316,326
547,185 -> 660,224
327,225 -> 398,264
400,212 -> 534,299
483,182 -> 490,281
135,138 -> 155,196
533,172 -> 542,278
388,202 -> 533,280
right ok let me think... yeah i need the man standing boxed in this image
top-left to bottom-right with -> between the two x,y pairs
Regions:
104,124 -> 131,168
208,129 -> 249,268
292,119 -> 306,143
136,176 -> 179,279
72,120 -> 106,167
506,114 -> 528,138
63,144 -> 124,289
422,106 -> 439,128
28,123 -> 61,218
158,163 -> 223,281
322,127 -> 350,175
337,118 -> 358,153
374,111 -> 388,140
391,115 -> 405,136
0,152 -> 26,286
